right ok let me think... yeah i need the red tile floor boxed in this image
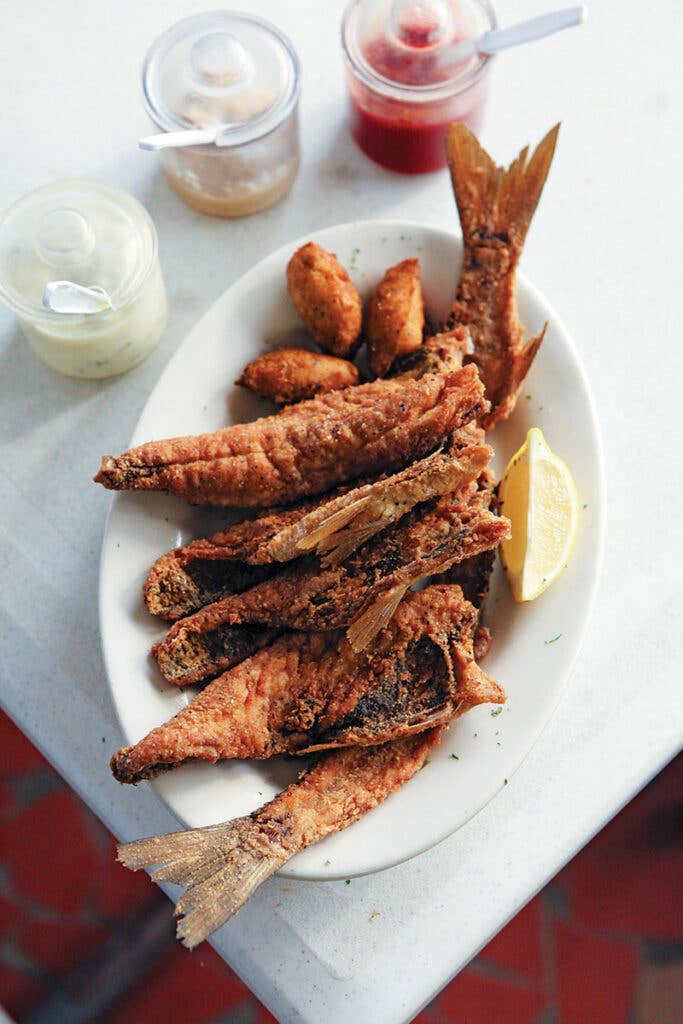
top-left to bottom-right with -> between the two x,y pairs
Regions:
0,708 -> 681,1024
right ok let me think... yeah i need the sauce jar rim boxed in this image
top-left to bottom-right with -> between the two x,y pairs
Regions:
142,11 -> 301,145
341,0 -> 497,103
0,179 -> 159,325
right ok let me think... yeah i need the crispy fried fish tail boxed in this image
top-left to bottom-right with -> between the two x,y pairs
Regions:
117,729 -> 441,948
446,124 -> 559,427
447,123 -> 559,254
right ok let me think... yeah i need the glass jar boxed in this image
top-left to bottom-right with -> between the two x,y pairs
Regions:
0,180 -> 167,379
142,11 -> 301,217
342,0 -> 496,173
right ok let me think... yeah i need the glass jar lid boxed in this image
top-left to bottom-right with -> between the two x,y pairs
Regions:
0,180 -> 157,320
342,0 -> 496,100
143,11 -> 301,146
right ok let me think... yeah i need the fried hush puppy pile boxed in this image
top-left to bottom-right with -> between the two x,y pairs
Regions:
102,123 -> 561,949
237,247 -> 425,405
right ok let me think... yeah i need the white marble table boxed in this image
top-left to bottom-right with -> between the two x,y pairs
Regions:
1,2 -> 681,1022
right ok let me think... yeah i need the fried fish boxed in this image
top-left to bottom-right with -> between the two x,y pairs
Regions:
152,487 -> 510,685
112,585 -> 504,783
94,363 -> 485,507
118,727 -> 442,948
446,124 -> 559,428
144,429 -> 491,619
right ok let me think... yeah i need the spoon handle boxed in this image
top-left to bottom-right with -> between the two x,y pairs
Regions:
139,128 -> 218,151
480,5 -> 587,55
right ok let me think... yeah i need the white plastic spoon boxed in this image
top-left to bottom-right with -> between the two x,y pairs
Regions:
42,281 -> 113,315
440,5 -> 587,66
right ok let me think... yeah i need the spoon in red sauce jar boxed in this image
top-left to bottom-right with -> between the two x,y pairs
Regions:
342,0 -> 497,174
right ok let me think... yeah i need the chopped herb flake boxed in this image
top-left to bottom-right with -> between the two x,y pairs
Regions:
345,879 -> 351,885
324,859 -> 331,865
582,503 -> 588,510
451,754 -> 459,760
491,707 -> 503,717
545,633 -> 562,645
504,778 -> 508,785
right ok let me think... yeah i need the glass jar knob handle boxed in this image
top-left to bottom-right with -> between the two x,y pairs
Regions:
389,0 -> 453,48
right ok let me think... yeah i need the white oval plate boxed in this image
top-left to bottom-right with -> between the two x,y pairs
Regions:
100,220 -> 604,881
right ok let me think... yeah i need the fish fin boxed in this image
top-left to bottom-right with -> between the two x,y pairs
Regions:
510,323 -> 546,392
482,322 -> 547,428
452,650 -> 506,712
446,123 -> 560,251
299,494 -> 374,550
118,816 -> 286,949
347,582 -> 411,653
320,518 -> 390,565
267,494 -> 374,560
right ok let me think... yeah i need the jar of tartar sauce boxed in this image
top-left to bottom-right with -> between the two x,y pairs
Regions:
0,180 -> 167,379
142,11 -> 301,217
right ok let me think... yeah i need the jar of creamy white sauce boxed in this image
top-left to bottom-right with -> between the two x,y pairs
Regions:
142,11 -> 301,217
0,180 -> 167,379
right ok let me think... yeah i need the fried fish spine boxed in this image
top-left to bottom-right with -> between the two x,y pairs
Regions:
367,258 -> 425,377
117,727 -> 442,948
237,347 -> 359,405
94,363 -> 487,507
446,123 -> 559,428
286,242 -> 362,357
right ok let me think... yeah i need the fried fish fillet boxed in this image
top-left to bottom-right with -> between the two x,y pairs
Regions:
118,727 -> 442,948
112,585 -> 504,783
152,487 -> 510,685
390,324 -> 472,380
439,472 -> 498,661
94,364 -> 485,507
446,124 -> 559,428
144,429 -> 491,619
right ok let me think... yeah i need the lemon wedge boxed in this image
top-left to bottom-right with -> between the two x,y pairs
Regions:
499,427 -> 579,602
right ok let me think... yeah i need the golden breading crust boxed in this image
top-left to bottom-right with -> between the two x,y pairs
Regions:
94,363 -> 487,507
236,347 -> 359,405
111,585 -> 505,783
367,258 -> 425,377
286,242 -> 362,357
151,487 -> 511,685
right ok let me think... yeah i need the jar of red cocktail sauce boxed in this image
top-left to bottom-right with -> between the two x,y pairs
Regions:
342,0 -> 496,173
